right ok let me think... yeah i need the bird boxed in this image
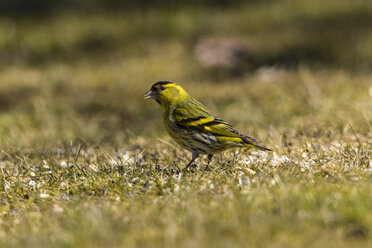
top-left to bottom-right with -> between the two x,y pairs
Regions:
144,81 -> 271,171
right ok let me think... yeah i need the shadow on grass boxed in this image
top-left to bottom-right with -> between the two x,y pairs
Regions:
0,86 -> 39,112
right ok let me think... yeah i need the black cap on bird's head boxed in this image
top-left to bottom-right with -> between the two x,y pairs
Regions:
144,81 -> 183,104
144,81 -> 172,99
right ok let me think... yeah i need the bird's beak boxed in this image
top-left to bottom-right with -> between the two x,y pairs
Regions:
144,89 -> 155,100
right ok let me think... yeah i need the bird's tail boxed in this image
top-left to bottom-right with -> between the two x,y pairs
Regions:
241,138 -> 272,151
253,144 -> 272,151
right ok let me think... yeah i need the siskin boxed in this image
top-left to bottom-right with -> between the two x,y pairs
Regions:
144,81 -> 271,170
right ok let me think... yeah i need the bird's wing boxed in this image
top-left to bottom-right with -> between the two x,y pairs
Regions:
171,98 -> 259,143
171,101 -> 272,151
170,98 -> 216,127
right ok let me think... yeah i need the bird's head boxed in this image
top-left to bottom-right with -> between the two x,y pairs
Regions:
144,81 -> 188,106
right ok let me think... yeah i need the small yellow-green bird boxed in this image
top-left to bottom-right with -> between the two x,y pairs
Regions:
144,81 -> 271,170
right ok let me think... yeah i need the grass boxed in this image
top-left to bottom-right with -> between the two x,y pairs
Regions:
0,0 -> 372,247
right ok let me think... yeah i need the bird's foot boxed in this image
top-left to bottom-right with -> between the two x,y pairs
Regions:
182,163 -> 197,173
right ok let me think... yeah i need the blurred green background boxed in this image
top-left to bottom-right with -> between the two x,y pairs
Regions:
0,0 -> 371,149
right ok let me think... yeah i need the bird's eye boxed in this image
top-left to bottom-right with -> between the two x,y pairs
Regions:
160,86 -> 166,91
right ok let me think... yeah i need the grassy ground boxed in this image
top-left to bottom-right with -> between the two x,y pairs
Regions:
0,1 -> 372,247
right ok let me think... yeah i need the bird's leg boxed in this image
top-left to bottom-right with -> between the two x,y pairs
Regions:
183,152 -> 199,171
205,154 -> 214,170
